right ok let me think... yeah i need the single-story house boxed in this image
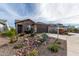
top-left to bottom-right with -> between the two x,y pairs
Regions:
15,19 -> 49,34
15,19 -> 68,34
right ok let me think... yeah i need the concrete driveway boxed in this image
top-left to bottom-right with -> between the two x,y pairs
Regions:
47,33 -> 79,56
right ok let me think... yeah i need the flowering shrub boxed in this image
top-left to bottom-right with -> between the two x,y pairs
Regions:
28,49 -> 39,56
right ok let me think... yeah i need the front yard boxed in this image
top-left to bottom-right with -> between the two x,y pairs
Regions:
0,33 -> 67,56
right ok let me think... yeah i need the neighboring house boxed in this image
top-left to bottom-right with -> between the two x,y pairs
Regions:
48,24 -> 68,34
48,24 -> 57,33
15,19 -> 68,34
0,19 -> 10,32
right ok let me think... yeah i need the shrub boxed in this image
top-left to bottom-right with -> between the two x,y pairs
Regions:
30,33 -> 35,37
48,43 -> 60,53
41,33 -> 48,42
56,41 -> 61,44
64,32 -> 68,35
13,44 -> 24,49
39,38 -> 44,43
1,28 -> 16,43
9,39 -> 17,43
2,27 -> 16,37
28,49 -> 39,56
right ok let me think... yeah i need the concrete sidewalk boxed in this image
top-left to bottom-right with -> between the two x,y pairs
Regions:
47,33 -> 79,56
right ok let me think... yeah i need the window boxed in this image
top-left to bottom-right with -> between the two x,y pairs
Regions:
17,25 -> 23,33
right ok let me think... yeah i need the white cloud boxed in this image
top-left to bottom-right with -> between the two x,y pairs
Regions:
39,3 -> 79,24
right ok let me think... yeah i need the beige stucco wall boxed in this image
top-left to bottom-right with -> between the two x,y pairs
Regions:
0,24 -> 5,32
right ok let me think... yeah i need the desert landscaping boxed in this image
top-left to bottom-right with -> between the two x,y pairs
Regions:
0,32 -> 67,56
0,27 -> 79,56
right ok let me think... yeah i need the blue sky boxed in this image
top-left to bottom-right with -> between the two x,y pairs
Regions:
0,3 -> 40,27
0,3 -> 79,27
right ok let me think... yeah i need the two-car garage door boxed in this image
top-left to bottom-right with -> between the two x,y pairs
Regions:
37,24 -> 48,33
